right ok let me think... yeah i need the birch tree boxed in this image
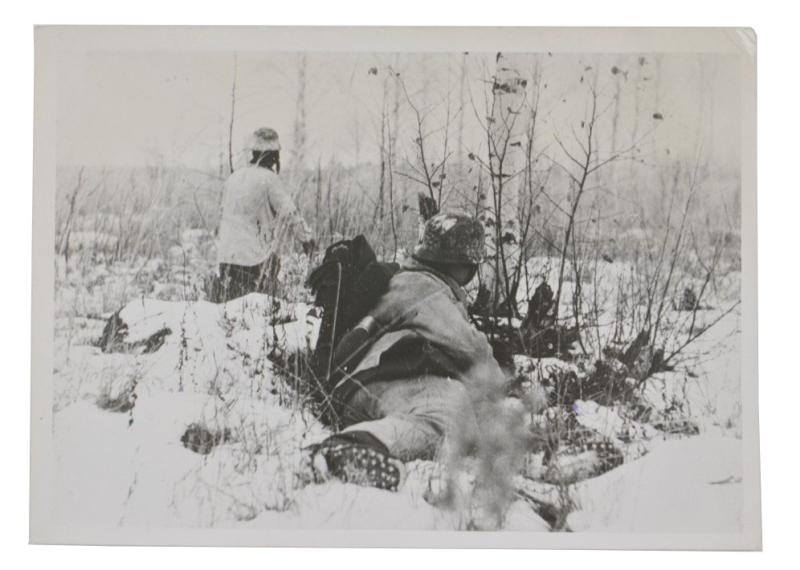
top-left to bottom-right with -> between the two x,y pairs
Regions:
227,55 -> 238,175
480,52 -> 529,316
292,54 -> 308,170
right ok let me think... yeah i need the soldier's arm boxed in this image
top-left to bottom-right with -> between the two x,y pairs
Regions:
378,273 -> 503,383
266,176 -> 315,244
331,316 -> 379,374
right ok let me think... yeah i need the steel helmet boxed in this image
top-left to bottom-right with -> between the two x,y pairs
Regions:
248,128 -> 281,153
413,213 -> 486,265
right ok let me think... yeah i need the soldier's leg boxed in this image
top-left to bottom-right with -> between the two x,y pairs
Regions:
220,263 -> 263,301
259,253 -> 282,296
308,377 -> 477,490
341,376 -> 473,462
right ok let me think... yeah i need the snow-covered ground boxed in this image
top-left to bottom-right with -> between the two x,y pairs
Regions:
51,249 -> 743,533
567,434 -> 742,532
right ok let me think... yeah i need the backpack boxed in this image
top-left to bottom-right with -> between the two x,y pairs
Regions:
306,235 -> 399,389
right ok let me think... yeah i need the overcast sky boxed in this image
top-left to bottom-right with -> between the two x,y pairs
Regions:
56,50 -> 741,173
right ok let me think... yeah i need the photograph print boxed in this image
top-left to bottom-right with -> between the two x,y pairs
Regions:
30,27 -> 759,549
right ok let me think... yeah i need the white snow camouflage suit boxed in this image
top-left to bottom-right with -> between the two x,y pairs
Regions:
217,165 -> 313,266
333,257 -> 506,461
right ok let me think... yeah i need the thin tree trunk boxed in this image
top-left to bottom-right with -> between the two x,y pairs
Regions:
315,160 -> 323,235
483,52 -> 529,316
610,57 -> 622,202
458,52 -> 467,165
227,55 -> 238,175
292,54 -> 308,170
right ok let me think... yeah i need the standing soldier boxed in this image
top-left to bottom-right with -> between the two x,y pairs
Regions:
215,128 -> 315,301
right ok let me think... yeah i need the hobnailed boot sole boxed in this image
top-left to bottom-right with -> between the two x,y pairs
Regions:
308,441 -> 406,492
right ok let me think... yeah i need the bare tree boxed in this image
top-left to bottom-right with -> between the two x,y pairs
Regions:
372,66 -> 403,256
458,52 -> 468,166
548,81 -> 649,349
478,52 -> 530,317
58,167 -> 85,265
609,58 -> 626,202
292,54 -> 308,170
227,55 -> 238,175
395,72 -> 453,224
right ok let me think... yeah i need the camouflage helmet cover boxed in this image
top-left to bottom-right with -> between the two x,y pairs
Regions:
413,213 -> 486,265
248,128 -> 281,153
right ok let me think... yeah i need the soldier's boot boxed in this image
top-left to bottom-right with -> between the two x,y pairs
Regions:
306,431 -> 405,492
